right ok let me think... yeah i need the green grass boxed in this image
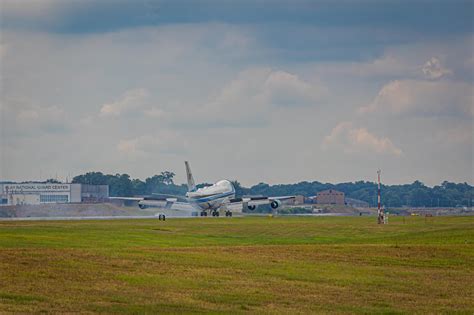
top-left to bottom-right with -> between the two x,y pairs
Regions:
0,216 -> 473,314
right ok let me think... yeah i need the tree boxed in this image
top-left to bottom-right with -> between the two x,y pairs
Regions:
72,172 -> 108,185
408,188 -> 430,207
145,175 -> 165,194
231,181 -> 250,197
160,171 -> 175,185
45,178 -> 61,184
108,174 -> 133,197
383,192 -> 402,207
131,179 -> 146,196
250,183 -> 271,196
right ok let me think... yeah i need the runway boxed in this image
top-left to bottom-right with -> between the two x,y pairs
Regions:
0,212 -> 353,221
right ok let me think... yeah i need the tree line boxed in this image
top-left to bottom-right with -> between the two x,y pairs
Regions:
71,172 -> 473,208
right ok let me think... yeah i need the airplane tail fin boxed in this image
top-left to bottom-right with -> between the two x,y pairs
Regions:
185,161 -> 196,192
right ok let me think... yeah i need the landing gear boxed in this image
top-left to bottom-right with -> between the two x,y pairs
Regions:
158,214 -> 166,221
201,210 -> 232,217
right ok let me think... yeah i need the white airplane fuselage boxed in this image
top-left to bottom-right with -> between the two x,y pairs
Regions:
186,180 -> 235,210
137,179 -> 235,211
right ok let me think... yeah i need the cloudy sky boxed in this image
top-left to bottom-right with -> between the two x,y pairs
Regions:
1,0 -> 473,186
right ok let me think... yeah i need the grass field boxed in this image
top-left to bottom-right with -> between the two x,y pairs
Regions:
0,216 -> 473,314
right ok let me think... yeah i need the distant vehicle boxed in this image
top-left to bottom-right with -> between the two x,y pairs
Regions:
112,161 -> 294,220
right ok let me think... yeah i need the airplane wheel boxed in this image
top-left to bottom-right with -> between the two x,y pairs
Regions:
163,215 -> 166,221
216,211 -> 219,217
158,214 -> 162,221
229,212 -> 232,217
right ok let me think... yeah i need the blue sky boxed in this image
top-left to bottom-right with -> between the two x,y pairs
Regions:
3,1 -> 473,35
1,0 -> 473,186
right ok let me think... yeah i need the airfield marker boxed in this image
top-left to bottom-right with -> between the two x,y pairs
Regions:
377,169 -> 385,224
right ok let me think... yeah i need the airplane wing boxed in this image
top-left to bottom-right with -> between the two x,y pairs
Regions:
167,201 -> 198,211
226,195 -> 295,211
109,196 -> 199,212
108,197 -> 144,201
151,193 -> 188,202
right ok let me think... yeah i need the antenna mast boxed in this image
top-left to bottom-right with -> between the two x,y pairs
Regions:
377,169 -> 385,224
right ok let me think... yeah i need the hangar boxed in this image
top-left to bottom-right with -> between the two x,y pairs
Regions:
316,189 -> 345,205
0,183 -> 109,206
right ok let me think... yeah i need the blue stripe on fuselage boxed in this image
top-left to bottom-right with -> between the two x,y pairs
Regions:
193,190 -> 235,203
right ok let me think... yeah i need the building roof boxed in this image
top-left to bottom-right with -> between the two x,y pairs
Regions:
317,189 -> 344,195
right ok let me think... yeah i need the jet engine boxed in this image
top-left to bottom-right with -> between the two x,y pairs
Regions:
247,204 -> 256,211
270,200 -> 281,209
138,203 -> 148,209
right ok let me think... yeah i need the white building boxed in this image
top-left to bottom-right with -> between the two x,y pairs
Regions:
0,183 -> 108,205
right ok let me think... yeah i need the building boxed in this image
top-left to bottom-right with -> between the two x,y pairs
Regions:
0,183 -> 109,206
294,195 -> 305,205
316,189 -> 345,205
80,184 -> 110,203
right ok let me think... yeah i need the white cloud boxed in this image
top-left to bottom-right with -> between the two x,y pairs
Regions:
302,53 -> 421,81
117,132 -> 186,159
332,54 -> 414,78
96,67 -> 326,127
0,42 -> 6,59
217,28 -> 255,55
0,0 -> 60,19
100,88 -> 149,117
143,107 -> 165,118
359,80 -> 473,117
302,37 -> 473,83
0,95 -> 71,139
117,137 -> 148,158
421,57 -> 452,80
201,67 -> 271,120
9,104 -> 69,136
322,122 -> 402,156
194,68 -> 327,125
466,55 -> 474,70
1,22 -> 472,185
434,125 -> 473,145
262,70 -> 326,106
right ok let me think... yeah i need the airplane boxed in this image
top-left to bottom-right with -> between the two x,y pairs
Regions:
111,161 -> 295,220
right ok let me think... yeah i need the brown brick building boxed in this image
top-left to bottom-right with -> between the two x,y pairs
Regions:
316,189 -> 345,205
294,195 -> 305,205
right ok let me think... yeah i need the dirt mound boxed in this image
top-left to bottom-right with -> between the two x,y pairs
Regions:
0,203 -> 144,218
